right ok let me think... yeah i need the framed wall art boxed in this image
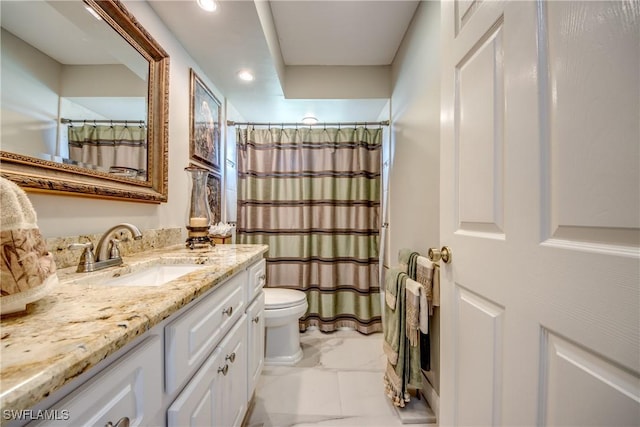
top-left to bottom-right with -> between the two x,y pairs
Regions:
206,172 -> 222,224
189,69 -> 221,170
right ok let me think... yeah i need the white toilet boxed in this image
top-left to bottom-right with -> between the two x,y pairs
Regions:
263,288 -> 308,366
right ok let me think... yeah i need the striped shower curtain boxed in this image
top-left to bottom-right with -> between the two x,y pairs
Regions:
237,126 -> 382,334
68,124 -> 147,177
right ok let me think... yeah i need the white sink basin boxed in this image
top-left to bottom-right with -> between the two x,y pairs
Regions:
102,264 -> 206,287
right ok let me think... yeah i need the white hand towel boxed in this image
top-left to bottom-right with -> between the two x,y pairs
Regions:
406,278 -> 429,339
416,256 -> 434,315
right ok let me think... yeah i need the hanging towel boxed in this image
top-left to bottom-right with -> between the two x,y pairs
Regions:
416,255 -> 435,372
385,267 -> 404,310
405,277 -> 428,380
383,269 -> 406,364
420,331 -> 431,371
405,278 -> 423,346
398,248 -> 418,277
383,270 -> 423,407
416,256 -> 435,314
406,277 -> 429,336
398,248 -> 413,268
383,270 -> 409,406
432,264 -> 441,308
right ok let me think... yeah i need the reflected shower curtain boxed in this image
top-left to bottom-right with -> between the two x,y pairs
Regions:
68,124 -> 147,176
237,126 -> 382,334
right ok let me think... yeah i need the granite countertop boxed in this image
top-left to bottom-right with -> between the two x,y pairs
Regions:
0,243 -> 268,416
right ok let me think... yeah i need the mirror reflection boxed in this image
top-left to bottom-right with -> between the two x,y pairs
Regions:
1,0 -> 150,180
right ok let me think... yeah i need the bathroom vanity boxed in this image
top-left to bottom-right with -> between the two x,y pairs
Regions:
0,244 -> 268,427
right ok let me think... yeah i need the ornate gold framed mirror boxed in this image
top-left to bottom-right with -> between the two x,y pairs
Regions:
0,0 -> 169,203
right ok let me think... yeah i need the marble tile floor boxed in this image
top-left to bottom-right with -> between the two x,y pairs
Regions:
245,328 -> 437,427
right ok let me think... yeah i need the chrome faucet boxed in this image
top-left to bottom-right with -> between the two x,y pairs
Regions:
69,223 -> 143,272
95,223 -> 143,262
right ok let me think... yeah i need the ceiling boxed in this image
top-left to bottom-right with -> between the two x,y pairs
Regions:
148,0 -> 420,123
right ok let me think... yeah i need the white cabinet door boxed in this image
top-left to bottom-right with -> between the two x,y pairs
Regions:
30,335 -> 163,427
168,315 -> 248,427
439,1 -> 639,425
246,291 -> 265,401
166,347 -> 225,427
221,316 -> 248,427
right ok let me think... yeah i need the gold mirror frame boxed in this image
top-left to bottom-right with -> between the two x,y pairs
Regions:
0,0 -> 169,203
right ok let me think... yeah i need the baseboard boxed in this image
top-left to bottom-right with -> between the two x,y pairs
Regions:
420,372 -> 439,423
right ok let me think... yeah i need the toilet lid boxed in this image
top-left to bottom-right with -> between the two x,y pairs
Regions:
264,288 -> 307,309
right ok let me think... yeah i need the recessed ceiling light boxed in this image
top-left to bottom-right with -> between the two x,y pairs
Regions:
301,116 -> 318,125
84,5 -> 102,20
197,0 -> 218,12
238,70 -> 254,82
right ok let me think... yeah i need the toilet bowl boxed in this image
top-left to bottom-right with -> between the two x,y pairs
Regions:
263,288 -> 308,366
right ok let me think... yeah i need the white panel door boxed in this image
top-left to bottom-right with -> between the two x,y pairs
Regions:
439,1 -> 639,425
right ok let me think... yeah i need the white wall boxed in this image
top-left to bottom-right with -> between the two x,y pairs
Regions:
1,29 -> 60,158
388,0 -> 441,397
26,0 -> 227,238
389,0 -> 441,259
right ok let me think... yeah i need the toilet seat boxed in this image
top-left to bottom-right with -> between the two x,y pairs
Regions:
264,288 -> 306,309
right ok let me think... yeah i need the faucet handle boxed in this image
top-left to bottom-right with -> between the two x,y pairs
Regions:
109,238 -> 121,259
68,241 -> 93,251
68,242 -> 96,272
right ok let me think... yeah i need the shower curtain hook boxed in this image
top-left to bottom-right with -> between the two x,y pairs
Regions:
110,120 -> 114,128
93,120 -> 97,128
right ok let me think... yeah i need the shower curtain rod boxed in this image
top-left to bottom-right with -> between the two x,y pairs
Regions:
226,120 -> 389,127
61,118 -> 145,125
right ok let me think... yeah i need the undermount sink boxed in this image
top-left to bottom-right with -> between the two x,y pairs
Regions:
101,263 -> 206,287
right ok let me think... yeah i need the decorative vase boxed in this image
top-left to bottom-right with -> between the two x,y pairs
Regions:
185,166 -> 214,249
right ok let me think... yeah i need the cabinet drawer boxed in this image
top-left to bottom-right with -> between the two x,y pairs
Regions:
165,271 -> 246,395
29,335 -> 162,427
248,259 -> 266,303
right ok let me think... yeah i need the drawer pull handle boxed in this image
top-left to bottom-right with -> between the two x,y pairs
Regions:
105,417 -> 130,427
218,364 -> 229,375
225,352 -> 236,363
259,274 -> 266,280
222,306 -> 233,316
252,315 -> 260,323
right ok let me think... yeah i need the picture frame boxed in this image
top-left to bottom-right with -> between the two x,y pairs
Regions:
206,172 -> 222,225
189,68 -> 221,170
